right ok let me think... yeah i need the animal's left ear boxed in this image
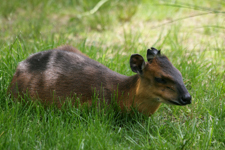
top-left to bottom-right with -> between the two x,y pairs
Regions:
147,47 -> 161,62
130,54 -> 146,75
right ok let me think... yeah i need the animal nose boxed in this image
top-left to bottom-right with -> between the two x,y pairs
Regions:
180,93 -> 192,105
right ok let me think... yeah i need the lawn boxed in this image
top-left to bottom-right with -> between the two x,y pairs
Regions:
0,0 -> 225,149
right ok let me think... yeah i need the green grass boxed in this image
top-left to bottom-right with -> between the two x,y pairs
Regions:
1,0 -> 225,149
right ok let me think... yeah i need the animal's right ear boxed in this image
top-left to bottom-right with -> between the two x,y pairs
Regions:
130,54 -> 146,75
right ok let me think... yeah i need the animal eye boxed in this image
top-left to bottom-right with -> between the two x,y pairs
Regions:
155,77 -> 166,84
166,86 -> 175,92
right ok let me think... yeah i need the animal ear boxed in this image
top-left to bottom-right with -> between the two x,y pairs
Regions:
130,54 -> 146,75
147,47 -> 161,62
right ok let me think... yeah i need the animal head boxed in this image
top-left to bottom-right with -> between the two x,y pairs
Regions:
130,47 -> 191,106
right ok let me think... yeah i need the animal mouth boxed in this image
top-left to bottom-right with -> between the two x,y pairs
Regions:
158,97 -> 188,106
168,100 -> 182,106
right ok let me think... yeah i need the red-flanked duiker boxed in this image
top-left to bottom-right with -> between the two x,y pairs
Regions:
8,46 -> 191,116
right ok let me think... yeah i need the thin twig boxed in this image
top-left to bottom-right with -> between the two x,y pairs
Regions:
151,1 -> 225,29
77,0 -> 108,18
151,12 -> 213,29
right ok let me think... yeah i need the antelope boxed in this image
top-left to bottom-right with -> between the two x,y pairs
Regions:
8,46 -> 191,116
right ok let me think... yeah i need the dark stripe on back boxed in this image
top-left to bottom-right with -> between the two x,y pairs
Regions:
27,51 -> 52,73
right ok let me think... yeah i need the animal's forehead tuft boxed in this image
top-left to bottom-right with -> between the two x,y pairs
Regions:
154,56 -> 181,79
154,56 -> 172,67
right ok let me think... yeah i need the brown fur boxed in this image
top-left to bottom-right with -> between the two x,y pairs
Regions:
8,46 -> 191,116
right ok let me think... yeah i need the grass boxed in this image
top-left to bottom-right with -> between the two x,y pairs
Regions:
1,0 -> 225,149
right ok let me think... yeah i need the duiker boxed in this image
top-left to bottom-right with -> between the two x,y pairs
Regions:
8,46 -> 191,116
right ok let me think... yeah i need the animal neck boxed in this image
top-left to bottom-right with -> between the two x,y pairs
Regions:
134,77 -> 162,115
114,74 -> 161,115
